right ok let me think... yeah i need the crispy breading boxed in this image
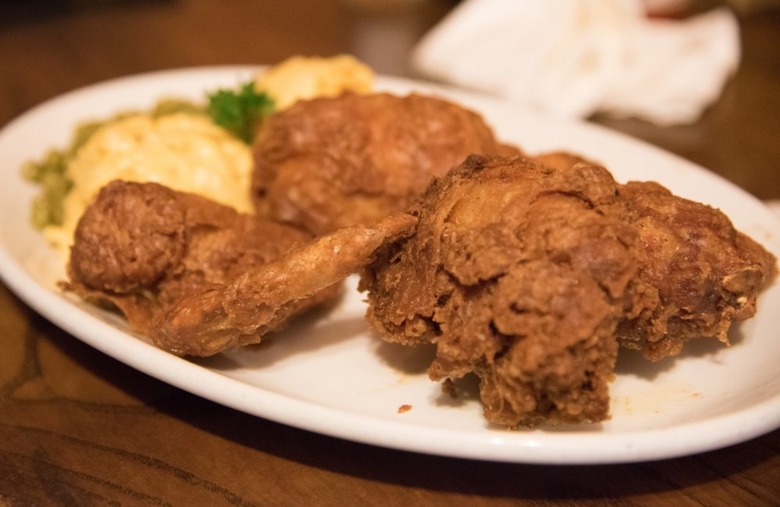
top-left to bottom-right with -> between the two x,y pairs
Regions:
154,210 -> 416,356
252,92 -> 519,235
610,180 -> 777,360
65,180 -> 416,356
360,155 -> 776,427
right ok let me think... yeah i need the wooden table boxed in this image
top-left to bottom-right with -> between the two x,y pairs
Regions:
1,1 -> 778,505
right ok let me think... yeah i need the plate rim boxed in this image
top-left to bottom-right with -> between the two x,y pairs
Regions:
1,65 -> 779,465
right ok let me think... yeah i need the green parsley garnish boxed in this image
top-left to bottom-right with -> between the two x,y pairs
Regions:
206,81 -> 274,143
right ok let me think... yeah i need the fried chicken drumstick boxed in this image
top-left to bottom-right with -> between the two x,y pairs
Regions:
252,92 -> 519,235
360,155 -> 776,427
66,180 -> 416,356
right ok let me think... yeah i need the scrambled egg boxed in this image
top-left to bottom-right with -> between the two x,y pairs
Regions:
41,54 -> 373,259
44,113 -> 253,257
255,54 -> 374,110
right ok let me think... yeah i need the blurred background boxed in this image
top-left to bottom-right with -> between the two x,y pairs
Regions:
1,0 -> 779,198
1,3 -> 780,503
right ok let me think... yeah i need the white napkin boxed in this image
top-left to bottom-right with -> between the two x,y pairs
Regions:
410,0 -> 741,125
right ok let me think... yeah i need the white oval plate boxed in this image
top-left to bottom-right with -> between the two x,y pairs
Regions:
1,67 -> 779,464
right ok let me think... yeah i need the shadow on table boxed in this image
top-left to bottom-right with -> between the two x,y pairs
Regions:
184,393 -> 778,502
8,291 -> 777,503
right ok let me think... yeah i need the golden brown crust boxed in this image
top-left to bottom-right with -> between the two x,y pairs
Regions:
65,180 -> 334,355
362,155 -> 634,427
610,180 -> 778,360
65,180 -> 418,356
360,154 -> 777,427
252,92 -> 521,235
153,211 -> 417,356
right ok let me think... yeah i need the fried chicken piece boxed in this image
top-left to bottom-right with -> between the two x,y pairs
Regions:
252,92 -> 520,235
530,150 -> 777,360
155,210 -> 416,356
65,180 -> 328,351
361,155 -> 637,427
610,180 -> 777,360
360,155 -> 776,427
66,180 -> 416,356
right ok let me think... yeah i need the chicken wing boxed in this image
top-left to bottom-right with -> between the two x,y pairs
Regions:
154,209 -> 416,356
65,180 -> 416,356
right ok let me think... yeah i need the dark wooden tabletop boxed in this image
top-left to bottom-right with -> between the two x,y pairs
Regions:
1,1 -> 779,505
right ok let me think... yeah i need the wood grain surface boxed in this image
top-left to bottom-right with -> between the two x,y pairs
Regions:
1,1 -> 779,505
